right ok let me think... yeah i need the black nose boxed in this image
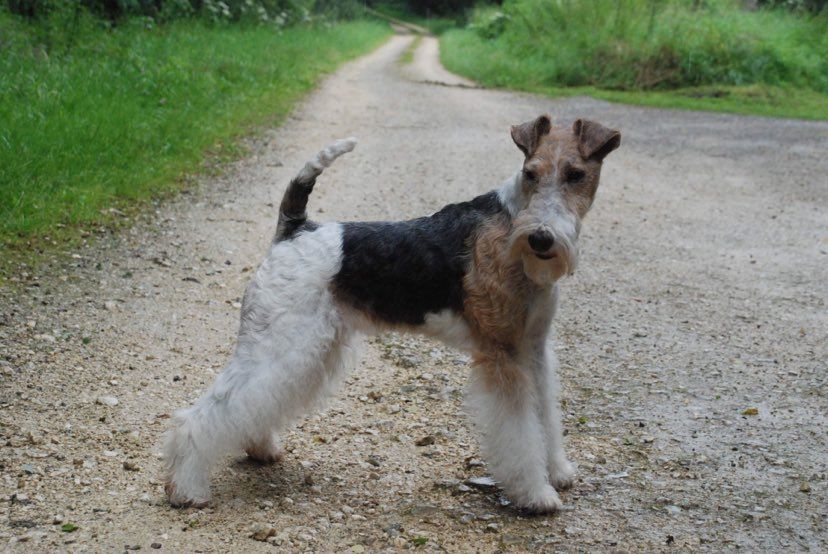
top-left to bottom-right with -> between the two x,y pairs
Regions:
527,230 -> 555,253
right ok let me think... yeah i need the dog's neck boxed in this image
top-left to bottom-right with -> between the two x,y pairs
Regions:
496,170 -> 530,218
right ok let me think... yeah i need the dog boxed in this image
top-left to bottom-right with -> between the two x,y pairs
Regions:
163,114 -> 621,513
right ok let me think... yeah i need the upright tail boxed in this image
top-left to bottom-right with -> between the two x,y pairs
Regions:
275,137 -> 357,241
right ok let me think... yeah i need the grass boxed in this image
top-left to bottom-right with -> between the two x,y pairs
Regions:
441,29 -> 828,120
0,13 -> 390,262
398,34 -> 422,65
440,0 -> 828,120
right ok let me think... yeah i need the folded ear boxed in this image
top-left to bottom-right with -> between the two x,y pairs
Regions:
573,119 -> 621,162
511,114 -> 552,157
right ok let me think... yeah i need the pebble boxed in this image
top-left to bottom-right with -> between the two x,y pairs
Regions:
415,435 -> 435,447
249,523 -> 276,541
96,396 -> 119,407
465,476 -> 497,489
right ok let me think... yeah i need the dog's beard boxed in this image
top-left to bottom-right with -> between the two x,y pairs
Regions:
508,223 -> 579,287
519,241 -> 577,286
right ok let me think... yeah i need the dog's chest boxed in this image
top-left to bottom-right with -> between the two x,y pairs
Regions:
463,222 -> 536,350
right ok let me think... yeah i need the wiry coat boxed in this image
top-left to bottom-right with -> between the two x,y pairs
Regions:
163,116 -> 621,513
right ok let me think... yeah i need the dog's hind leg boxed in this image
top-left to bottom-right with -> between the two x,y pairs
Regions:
164,223 -> 351,507
163,318 -> 351,507
466,349 -> 562,514
244,431 -> 285,464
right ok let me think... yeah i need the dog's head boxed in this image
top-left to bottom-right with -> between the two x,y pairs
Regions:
504,115 -> 620,286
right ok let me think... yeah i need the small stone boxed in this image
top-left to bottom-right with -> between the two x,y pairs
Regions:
742,407 -> 759,416
799,482 -> 811,493
53,515 -> 64,524
96,396 -> 119,407
415,435 -> 435,447
466,476 -> 497,489
389,404 -> 401,414
665,505 -> 682,515
250,523 -> 276,541
366,455 -> 382,467
349,545 -> 365,553
123,461 -> 140,472
103,301 -> 117,311
408,503 -> 439,517
485,523 -> 500,533
151,543 -> 162,549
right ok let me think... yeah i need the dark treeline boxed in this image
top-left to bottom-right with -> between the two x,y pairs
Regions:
5,0 -> 367,22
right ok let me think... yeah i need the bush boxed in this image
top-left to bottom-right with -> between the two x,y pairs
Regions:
4,0 -> 366,23
464,0 -> 828,92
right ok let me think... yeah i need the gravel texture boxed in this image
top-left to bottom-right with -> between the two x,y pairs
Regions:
1,33 -> 827,552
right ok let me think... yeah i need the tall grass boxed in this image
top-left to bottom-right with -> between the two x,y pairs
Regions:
440,0 -> 827,119
461,0 -> 827,92
0,13 -> 389,250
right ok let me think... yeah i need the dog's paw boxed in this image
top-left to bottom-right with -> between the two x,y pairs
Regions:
165,481 -> 210,509
514,485 -> 563,515
245,436 -> 285,464
548,458 -> 577,491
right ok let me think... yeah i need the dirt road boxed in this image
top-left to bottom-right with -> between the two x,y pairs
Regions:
2,33 -> 827,552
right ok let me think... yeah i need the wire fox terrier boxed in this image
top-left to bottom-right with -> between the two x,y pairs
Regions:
163,114 -> 621,513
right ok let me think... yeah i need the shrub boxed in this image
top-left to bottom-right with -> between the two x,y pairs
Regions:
465,0 -> 828,92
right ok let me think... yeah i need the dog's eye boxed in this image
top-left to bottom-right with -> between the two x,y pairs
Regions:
565,169 -> 585,183
523,169 -> 537,182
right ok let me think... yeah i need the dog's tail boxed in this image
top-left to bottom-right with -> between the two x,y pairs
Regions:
275,137 -> 357,241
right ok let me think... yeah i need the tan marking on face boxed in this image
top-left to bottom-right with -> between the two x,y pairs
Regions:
528,127 -> 603,219
463,219 -> 538,396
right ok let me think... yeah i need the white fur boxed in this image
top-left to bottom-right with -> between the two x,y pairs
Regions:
163,223 -> 354,506
422,309 -> 473,350
463,286 -> 574,512
295,138 -> 357,183
496,171 -> 526,217
500,171 -> 580,286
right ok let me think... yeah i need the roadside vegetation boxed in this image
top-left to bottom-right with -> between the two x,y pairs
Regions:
0,1 -> 389,265
440,0 -> 828,120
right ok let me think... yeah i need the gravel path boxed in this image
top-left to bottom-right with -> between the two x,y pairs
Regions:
1,33 -> 827,552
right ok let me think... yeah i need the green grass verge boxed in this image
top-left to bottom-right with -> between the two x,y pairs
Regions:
0,15 -> 390,264
398,34 -> 422,66
441,29 -> 828,121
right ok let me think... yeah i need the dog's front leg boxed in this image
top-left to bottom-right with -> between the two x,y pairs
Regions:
466,350 -> 562,514
535,346 -> 576,490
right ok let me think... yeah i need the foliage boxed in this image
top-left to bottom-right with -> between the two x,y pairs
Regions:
373,1 -> 459,34
390,0 -> 480,16
441,28 -> 828,120
460,0 -> 828,93
4,0 -> 368,23
0,13 -> 389,248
